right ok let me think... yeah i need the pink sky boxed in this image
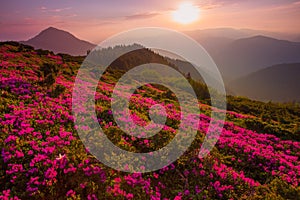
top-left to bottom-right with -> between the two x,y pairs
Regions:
1,0 -> 300,43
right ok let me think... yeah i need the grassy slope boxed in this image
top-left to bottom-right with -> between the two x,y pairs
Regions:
0,42 -> 299,199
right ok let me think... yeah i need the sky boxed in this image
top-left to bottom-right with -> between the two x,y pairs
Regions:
1,0 -> 300,43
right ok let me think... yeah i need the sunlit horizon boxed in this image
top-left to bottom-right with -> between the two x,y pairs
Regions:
1,0 -> 300,43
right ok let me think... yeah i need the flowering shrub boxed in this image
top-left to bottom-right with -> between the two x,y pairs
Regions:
0,42 -> 299,199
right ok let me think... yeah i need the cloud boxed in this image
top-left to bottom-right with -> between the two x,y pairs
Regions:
125,12 -> 160,20
95,21 -> 119,26
39,6 -> 47,12
65,14 -> 78,18
51,7 -> 72,13
293,1 -> 300,5
38,6 -> 72,13
195,1 -> 224,10
256,0 -> 300,12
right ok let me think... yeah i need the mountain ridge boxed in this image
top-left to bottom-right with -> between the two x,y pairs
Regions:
213,35 -> 300,81
21,27 -> 96,55
229,63 -> 300,102
16,27 -> 300,102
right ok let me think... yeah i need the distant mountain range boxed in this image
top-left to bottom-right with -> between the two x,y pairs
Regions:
21,27 -> 96,55
185,27 -> 300,42
17,27 -> 300,102
212,36 -> 300,81
229,63 -> 300,102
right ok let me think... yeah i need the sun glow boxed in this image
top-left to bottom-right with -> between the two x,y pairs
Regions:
172,2 -> 200,24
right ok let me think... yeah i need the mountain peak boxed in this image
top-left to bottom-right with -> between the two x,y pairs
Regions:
36,27 -> 74,38
248,35 -> 279,41
44,26 -> 59,31
22,27 -> 96,55
42,26 -> 70,33
238,35 -> 299,44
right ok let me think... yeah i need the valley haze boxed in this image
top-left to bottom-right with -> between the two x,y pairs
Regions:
18,26 -> 300,102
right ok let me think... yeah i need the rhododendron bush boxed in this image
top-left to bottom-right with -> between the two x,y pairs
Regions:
0,42 -> 299,199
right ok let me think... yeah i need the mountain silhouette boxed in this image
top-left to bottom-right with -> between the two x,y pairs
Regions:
229,63 -> 300,102
213,35 -> 300,81
21,27 -> 96,55
18,27 -> 300,102
186,27 -> 300,41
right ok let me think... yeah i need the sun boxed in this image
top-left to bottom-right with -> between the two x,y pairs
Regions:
172,2 -> 200,24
